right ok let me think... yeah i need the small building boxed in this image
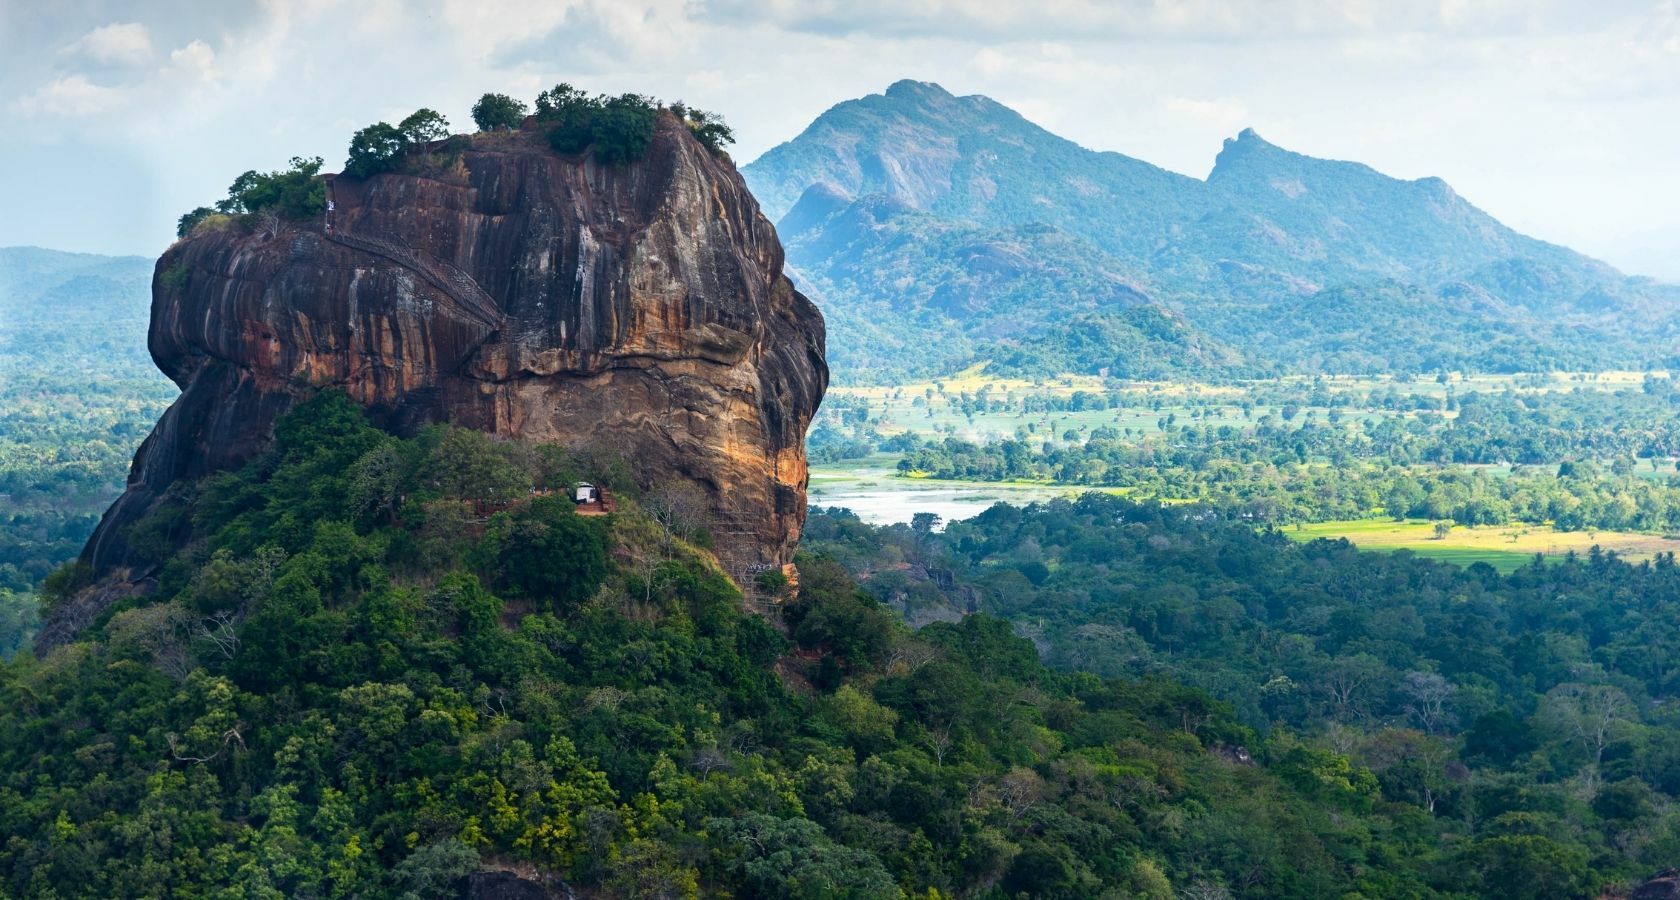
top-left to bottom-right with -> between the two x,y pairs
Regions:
574,482 -> 616,516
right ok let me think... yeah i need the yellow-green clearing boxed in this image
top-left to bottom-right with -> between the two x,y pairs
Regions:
1286,519 -> 1680,573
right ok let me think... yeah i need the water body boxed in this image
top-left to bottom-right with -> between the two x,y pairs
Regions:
807,460 -> 1078,529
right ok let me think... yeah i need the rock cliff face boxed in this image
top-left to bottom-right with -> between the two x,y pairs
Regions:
82,112 -> 825,592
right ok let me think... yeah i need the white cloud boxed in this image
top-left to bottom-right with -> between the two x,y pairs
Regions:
699,0 -> 1637,40
168,40 -> 218,81
16,73 -> 124,117
0,0 -> 1675,275
67,22 -> 154,66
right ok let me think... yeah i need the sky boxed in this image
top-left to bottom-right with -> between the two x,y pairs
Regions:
2,0 -> 1676,280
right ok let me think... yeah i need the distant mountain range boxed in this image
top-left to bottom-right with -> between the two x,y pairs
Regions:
0,247 -> 156,367
0,246 -> 151,313
744,80 -> 1680,381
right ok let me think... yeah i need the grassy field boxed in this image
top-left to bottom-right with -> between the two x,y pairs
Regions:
1284,518 -> 1680,573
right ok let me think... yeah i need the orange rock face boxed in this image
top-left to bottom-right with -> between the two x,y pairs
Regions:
84,114 -> 826,585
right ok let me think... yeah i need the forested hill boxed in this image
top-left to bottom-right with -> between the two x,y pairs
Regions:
2,391 -> 1657,898
745,81 -> 1680,381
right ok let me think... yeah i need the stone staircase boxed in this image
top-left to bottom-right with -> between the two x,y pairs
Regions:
324,230 -> 502,328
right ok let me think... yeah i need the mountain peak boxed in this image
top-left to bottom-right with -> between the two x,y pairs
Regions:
883,79 -> 954,102
1214,127 -> 1279,167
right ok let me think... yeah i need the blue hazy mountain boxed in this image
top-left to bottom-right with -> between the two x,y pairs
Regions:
745,81 -> 1679,379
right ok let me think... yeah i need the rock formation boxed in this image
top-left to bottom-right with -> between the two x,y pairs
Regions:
76,112 -> 825,607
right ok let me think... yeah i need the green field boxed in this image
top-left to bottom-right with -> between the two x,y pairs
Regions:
1283,518 -> 1680,572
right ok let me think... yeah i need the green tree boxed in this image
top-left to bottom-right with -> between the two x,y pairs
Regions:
496,498 -> 608,609
1464,835 -> 1594,900
588,94 -> 658,166
707,814 -> 898,898
679,107 -> 735,151
471,92 -> 527,131
541,84 -> 601,156
216,157 -> 326,219
534,83 -> 594,121
397,108 -> 450,144
345,122 -> 407,178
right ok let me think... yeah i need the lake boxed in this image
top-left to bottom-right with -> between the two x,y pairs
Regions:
807,459 -> 1079,529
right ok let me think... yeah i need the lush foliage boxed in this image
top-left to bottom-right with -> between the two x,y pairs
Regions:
903,434 -> 1680,533
177,156 -> 327,237
536,84 -> 660,166
0,394 -> 1577,898
344,122 -> 408,178
808,495 -> 1680,895
827,374 -> 1680,532
345,109 -> 454,178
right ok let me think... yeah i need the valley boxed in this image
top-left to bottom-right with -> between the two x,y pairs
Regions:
810,368 -> 1680,569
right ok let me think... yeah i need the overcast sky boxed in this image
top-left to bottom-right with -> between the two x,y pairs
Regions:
2,0 -> 1676,280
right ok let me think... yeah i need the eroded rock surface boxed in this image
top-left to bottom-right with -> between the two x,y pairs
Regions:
77,112 -> 825,608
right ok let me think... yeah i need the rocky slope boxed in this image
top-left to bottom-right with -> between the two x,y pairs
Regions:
66,113 -> 825,638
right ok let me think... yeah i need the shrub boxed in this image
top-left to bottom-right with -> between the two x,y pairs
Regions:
547,117 -> 594,156
176,206 -> 216,238
678,106 -> 735,152
159,262 -> 190,291
39,560 -> 92,613
471,92 -> 527,131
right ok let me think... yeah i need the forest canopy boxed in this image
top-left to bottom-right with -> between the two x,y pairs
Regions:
7,393 -> 1639,898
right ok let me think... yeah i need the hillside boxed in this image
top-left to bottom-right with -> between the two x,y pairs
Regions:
746,81 -> 1680,380
779,184 -> 1235,379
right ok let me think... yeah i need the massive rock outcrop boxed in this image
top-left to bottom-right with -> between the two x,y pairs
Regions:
76,112 -> 825,609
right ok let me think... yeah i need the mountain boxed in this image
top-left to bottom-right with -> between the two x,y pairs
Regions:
776,183 -> 1233,378
49,111 -> 826,649
745,81 -> 1680,380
